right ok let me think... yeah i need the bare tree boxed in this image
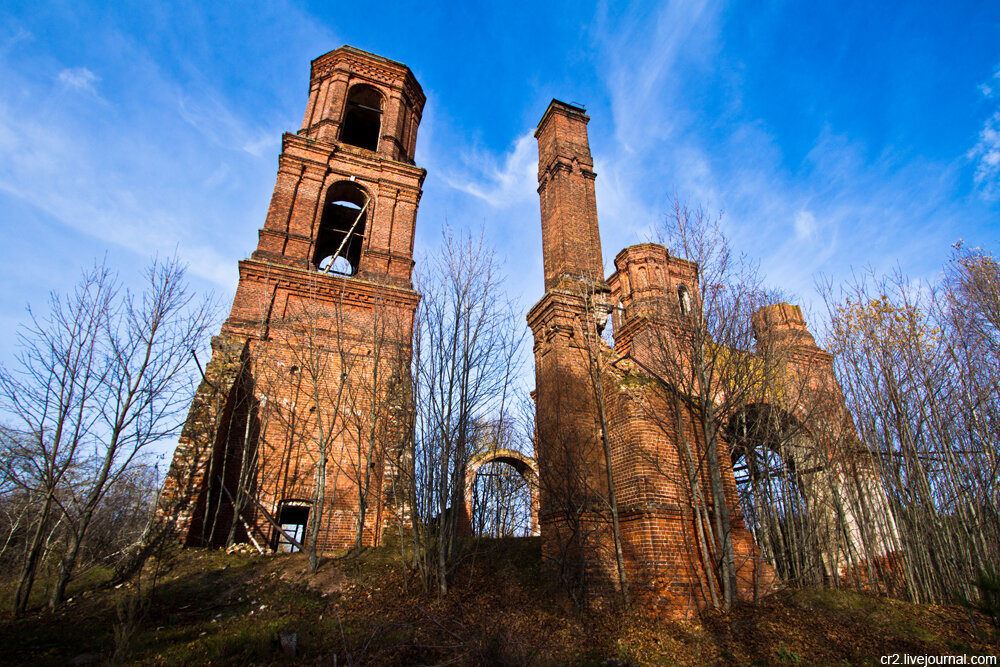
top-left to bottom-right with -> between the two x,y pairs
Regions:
627,200 -> 778,609
0,258 -> 214,612
408,228 -> 523,594
821,245 -> 1000,604
0,264 -> 113,613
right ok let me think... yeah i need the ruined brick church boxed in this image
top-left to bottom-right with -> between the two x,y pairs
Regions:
160,46 -> 895,616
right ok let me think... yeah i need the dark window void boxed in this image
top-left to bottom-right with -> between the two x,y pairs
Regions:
340,84 -> 382,151
678,285 -> 692,315
276,501 -> 310,553
315,181 -> 370,276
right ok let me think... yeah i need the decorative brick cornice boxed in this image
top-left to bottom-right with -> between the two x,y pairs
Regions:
310,46 -> 426,113
231,259 -> 420,312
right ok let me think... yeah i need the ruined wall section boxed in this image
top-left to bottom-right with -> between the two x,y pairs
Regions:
752,303 -> 900,575
601,353 -> 773,615
600,245 -> 775,615
157,335 -> 250,542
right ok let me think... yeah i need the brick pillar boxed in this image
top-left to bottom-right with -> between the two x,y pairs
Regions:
535,101 -> 605,292
528,100 -> 619,600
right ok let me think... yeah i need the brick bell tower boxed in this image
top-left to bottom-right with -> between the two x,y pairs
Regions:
160,46 -> 425,552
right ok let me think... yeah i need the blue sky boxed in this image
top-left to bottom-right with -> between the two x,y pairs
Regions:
1,0 -> 998,377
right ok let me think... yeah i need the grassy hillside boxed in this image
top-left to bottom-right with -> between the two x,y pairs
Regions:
0,538 -> 995,665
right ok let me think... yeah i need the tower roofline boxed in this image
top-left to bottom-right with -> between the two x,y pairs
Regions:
310,45 -> 425,109
535,99 -> 589,138
326,45 -> 409,70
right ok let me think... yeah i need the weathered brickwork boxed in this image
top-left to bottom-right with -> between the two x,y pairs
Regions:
160,46 -> 425,552
159,49 -> 892,614
157,335 -> 251,541
527,99 -> 888,617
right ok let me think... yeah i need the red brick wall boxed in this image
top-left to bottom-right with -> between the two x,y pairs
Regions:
529,99 -> 776,617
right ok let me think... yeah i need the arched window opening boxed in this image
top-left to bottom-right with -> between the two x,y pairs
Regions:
276,500 -> 311,553
340,84 -> 382,151
470,460 -> 533,537
314,181 -> 370,276
678,284 -> 692,315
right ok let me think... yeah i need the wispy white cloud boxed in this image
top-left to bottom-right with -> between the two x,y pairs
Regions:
970,112 -> 1000,200
977,64 -> 1000,99
0,26 -> 33,58
176,91 -> 281,159
594,0 -> 719,153
794,210 -> 817,240
57,66 -> 99,93
439,131 -> 537,208
583,0 -> 979,317
242,132 -> 279,157
968,64 -> 1000,199
0,26 -> 277,292
585,1 -> 725,271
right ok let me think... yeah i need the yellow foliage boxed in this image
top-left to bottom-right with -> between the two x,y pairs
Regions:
829,295 -> 940,356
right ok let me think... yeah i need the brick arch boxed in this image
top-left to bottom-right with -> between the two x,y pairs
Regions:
726,402 -> 817,495
458,449 -> 539,537
724,399 -> 888,578
727,402 -> 812,459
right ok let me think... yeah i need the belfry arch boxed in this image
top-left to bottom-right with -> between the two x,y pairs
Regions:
458,449 -> 539,537
340,83 -> 383,151
314,180 -> 371,276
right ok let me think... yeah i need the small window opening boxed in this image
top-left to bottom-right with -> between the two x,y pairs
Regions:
678,285 -> 692,315
611,299 -> 623,336
340,84 -> 382,151
276,501 -> 310,553
314,181 -> 369,276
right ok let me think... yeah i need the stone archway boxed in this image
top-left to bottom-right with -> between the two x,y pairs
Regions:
458,449 -> 539,537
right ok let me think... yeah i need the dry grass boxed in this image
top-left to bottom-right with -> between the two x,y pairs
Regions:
0,539 -> 995,665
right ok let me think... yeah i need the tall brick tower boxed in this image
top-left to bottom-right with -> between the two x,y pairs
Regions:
527,100 -> 618,597
528,101 -> 772,614
160,46 -> 425,552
